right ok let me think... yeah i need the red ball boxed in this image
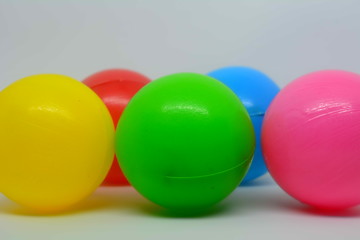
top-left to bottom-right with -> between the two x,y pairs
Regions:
83,69 -> 151,186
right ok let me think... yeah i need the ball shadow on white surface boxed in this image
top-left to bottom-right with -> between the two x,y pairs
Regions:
0,175 -> 359,218
0,187 -> 149,217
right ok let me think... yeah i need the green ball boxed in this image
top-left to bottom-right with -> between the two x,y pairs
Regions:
115,73 -> 255,211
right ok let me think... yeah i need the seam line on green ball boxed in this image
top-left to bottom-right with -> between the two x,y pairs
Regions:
165,161 -> 249,180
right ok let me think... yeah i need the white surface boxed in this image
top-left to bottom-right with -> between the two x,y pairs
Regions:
1,1 -> 360,239
0,175 -> 359,240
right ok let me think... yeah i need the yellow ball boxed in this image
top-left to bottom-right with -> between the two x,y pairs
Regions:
0,74 -> 114,212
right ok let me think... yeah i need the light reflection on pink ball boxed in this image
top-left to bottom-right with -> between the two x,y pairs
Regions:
262,70 -> 360,210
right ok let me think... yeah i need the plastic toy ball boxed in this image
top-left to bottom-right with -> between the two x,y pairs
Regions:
83,69 -> 151,186
0,74 -> 114,212
208,66 -> 279,182
262,70 -> 360,210
115,73 -> 255,212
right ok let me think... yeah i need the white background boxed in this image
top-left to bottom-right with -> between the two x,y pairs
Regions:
1,0 -> 360,88
1,1 -> 360,239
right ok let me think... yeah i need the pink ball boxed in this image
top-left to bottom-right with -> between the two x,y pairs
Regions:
262,70 -> 360,210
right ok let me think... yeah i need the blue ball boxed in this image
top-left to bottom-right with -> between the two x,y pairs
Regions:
208,66 -> 280,182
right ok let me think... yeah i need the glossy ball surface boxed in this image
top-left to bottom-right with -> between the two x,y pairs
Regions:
208,66 -> 279,182
0,74 -> 114,212
83,69 -> 151,185
116,73 -> 255,211
262,70 -> 360,210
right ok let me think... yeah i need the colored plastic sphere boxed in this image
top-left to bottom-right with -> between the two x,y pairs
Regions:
262,70 -> 360,210
0,74 -> 114,212
115,73 -> 255,211
83,69 -> 151,185
208,66 -> 280,182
